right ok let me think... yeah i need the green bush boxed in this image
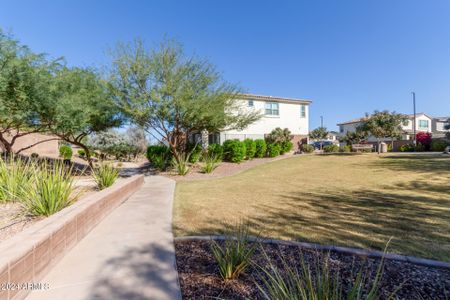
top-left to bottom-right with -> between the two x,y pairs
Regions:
201,153 -> 221,173
339,145 -> 351,153
223,140 -> 246,163
280,141 -> 293,154
399,144 -> 415,152
147,145 -> 172,170
59,145 -> 73,160
210,222 -> 257,281
254,139 -> 267,158
243,139 -> 256,159
266,143 -> 281,157
301,144 -> 314,153
92,163 -> 119,190
415,143 -> 425,152
0,157 -> 35,203
187,143 -> 202,163
21,161 -> 76,217
77,149 -> 86,157
431,139 -> 449,152
30,153 -> 39,159
208,143 -> 224,159
323,144 -> 339,153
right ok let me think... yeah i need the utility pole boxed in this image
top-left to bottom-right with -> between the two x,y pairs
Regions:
320,116 -> 323,128
412,92 -> 416,145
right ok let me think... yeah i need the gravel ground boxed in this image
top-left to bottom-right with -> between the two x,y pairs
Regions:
161,153 -> 295,182
175,240 -> 450,299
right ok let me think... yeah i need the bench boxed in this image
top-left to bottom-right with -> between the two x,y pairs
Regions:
351,144 -> 374,152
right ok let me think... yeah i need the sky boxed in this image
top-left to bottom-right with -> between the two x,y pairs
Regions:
1,0 -> 450,130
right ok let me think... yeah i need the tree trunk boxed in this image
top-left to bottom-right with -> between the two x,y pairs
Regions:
201,129 -> 209,151
377,139 -> 381,154
0,133 -> 13,158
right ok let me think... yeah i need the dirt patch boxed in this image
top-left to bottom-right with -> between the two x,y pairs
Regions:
162,153 -> 295,182
175,240 -> 450,299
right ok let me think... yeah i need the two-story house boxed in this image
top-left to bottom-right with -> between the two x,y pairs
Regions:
432,116 -> 450,138
210,94 -> 311,150
337,113 -> 433,142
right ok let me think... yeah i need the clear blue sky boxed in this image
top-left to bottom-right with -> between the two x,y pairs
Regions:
1,0 -> 450,130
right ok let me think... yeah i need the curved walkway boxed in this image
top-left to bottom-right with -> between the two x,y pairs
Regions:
27,176 -> 181,300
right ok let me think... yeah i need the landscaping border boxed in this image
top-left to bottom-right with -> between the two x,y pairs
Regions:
0,175 -> 144,300
175,235 -> 450,270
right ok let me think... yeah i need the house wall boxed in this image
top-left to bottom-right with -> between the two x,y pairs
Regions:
223,99 -> 309,136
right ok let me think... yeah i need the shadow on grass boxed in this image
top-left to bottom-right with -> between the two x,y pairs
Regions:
370,155 -> 450,173
175,186 -> 450,261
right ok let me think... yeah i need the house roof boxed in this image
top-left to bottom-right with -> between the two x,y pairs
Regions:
434,116 -> 450,122
240,93 -> 312,105
337,112 -> 431,126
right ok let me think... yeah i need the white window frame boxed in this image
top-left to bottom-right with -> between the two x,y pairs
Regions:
418,120 -> 429,129
300,105 -> 306,118
248,100 -> 254,107
265,102 -> 279,116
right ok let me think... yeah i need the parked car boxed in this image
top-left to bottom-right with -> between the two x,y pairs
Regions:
311,141 -> 334,149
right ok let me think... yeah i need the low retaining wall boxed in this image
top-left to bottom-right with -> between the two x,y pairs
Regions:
0,175 -> 144,300
176,235 -> 450,270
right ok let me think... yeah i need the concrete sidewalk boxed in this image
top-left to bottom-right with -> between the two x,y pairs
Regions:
27,176 -> 181,300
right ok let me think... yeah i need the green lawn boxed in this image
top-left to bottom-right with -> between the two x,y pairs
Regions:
173,154 -> 450,261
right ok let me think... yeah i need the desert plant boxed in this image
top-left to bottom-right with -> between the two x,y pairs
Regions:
147,145 -> 172,170
255,243 -> 395,300
92,163 -> 119,190
244,139 -> 256,159
323,144 -> 339,153
0,157 -> 35,203
280,141 -> 293,154
399,144 -> 415,152
254,139 -> 267,158
301,144 -> 314,153
210,222 -> 257,281
59,145 -> 73,160
172,152 -> 190,175
30,153 -> 39,159
208,143 -> 224,158
265,127 -> 291,144
187,143 -> 202,163
21,161 -> 77,216
266,143 -> 281,157
77,149 -> 86,158
223,139 -> 246,163
201,153 -> 221,173
339,145 -> 351,153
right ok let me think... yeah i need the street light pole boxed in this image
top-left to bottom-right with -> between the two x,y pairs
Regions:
320,116 -> 323,128
412,92 -> 416,145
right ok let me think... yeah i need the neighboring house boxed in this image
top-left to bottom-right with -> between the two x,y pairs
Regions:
0,132 -> 59,157
432,116 -> 450,138
337,113 -> 433,142
212,94 -> 311,149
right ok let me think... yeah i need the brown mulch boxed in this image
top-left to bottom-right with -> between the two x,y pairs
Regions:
175,240 -> 450,300
161,154 -> 294,182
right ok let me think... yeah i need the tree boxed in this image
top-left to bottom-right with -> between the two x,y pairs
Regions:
265,127 -> 291,144
125,126 -> 148,158
0,30 -> 60,155
309,127 -> 328,150
48,67 -> 122,167
109,39 -> 260,163
362,110 -> 408,154
340,125 -> 369,145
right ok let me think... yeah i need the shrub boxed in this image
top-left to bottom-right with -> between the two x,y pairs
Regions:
323,144 -> 339,153
265,127 -> 291,144
0,157 -> 35,203
415,143 -> 425,152
339,145 -> 351,153
399,144 -> 415,152
201,153 -> 221,173
266,143 -> 281,157
59,145 -> 73,160
244,139 -> 256,159
254,139 -> 267,158
431,139 -> 449,152
77,149 -> 85,157
223,140 -> 246,163
21,161 -> 77,217
30,153 -> 39,159
92,163 -> 119,190
187,143 -> 202,163
172,153 -> 190,175
208,143 -> 224,158
280,141 -> 293,154
210,222 -> 257,281
147,145 -> 172,170
301,144 -> 314,153
416,132 -> 432,150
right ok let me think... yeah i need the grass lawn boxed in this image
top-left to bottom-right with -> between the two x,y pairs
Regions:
173,154 -> 450,261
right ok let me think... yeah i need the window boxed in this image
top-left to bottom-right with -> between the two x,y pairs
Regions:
418,120 -> 429,128
300,105 -> 306,118
265,102 -> 279,116
248,100 -> 254,107
339,126 -> 344,133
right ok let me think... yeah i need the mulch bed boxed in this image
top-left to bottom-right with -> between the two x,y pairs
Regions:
175,240 -> 450,299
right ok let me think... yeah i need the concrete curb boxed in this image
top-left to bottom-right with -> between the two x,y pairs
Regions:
0,175 -> 144,300
175,235 -> 450,270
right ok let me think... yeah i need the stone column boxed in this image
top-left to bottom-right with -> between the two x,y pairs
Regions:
201,129 -> 209,151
